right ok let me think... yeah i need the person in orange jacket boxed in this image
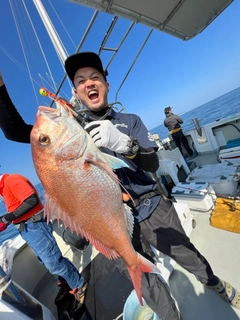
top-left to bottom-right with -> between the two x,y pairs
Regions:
0,172 -> 87,314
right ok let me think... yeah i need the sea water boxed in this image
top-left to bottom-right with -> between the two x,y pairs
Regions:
0,86 -> 240,245
150,86 -> 240,141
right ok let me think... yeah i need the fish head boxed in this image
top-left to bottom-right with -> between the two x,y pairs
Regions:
30,103 -> 88,178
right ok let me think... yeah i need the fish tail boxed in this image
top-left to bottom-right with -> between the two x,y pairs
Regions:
127,253 -> 160,306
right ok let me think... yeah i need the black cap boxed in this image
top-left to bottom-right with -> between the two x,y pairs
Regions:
164,106 -> 172,114
64,52 -> 108,83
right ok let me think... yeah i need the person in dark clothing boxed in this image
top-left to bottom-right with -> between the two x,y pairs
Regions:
163,106 -> 194,157
1,54 -> 240,320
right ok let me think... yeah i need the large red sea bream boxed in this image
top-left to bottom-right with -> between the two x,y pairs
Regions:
30,103 -> 160,304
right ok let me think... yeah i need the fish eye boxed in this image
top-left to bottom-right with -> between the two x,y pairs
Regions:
39,134 -> 50,145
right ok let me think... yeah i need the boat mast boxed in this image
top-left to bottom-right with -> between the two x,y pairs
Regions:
33,0 -> 68,65
32,0 -> 99,109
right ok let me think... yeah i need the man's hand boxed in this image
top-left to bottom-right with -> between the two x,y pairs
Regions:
85,120 -> 131,154
0,217 -> 8,232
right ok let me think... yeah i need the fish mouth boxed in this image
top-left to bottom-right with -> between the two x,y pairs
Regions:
38,106 -> 61,116
37,104 -> 72,121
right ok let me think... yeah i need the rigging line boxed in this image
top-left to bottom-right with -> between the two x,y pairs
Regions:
22,0 -> 58,92
18,0 -> 51,90
49,10 -> 100,108
12,0 -> 42,99
0,45 -> 44,88
17,1 -> 38,68
47,0 -> 77,49
38,73 -> 56,92
9,0 -> 39,104
45,73 -> 71,100
40,72 -> 71,100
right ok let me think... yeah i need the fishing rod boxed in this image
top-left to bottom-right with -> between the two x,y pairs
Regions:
39,88 -> 125,125
165,182 -> 240,201
166,182 -> 240,212
39,87 -> 89,127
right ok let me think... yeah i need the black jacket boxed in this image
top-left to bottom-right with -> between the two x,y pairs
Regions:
0,85 -> 32,143
164,113 -> 183,131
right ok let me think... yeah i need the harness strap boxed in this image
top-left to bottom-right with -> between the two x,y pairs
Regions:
128,189 -> 161,209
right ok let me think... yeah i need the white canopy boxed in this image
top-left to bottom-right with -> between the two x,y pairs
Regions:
70,0 -> 233,40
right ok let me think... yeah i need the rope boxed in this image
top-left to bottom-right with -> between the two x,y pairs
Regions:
5,0 -> 75,103
22,0 -> 58,92
9,0 -> 40,104
46,0 -> 77,49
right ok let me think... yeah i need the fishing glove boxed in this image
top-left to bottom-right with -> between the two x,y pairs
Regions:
0,216 -> 9,232
85,120 -> 131,154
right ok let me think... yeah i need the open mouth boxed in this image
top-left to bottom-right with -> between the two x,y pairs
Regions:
88,90 -> 99,100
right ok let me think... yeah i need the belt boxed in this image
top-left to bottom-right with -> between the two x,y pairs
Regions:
18,210 -> 45,232
169,127 -> 182,134
127,189 -> 161,209
27,210 -> 44,223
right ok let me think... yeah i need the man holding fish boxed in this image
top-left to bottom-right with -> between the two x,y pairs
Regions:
0,53 -> 240,320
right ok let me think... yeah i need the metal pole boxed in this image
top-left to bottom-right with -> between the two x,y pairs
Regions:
49,10 -> 99,107
33,0 -> 68,64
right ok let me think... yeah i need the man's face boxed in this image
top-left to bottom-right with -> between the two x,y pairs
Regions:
73,67 -> 109,112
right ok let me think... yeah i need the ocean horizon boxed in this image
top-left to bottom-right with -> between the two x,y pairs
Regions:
150,86 -> 240,141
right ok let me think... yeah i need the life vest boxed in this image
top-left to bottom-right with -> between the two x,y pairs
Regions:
0,174 -> 44,224
12,198 -> 43,224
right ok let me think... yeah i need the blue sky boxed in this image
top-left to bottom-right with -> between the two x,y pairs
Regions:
0,0 -> 240,184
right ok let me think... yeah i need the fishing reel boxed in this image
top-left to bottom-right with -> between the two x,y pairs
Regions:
74,109 -> 91,128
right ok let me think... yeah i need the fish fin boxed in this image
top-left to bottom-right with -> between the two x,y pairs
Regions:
85,152 -> 135,206
43,192 -> 69,227
71,224 -> 120,260
43,192 -> 54,223
43,193 -> 134,258
100,154 -> 136,206
127,253 -> 161,306
124,204 -> 134,237
84,154 -> 122,185
102,153 -> 129,170
85,156 -> 134,204
43,193 -> 121,260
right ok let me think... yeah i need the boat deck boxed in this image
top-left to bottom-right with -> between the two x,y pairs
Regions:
169,152 -> 240,319
8,151 -> 240,320
169,208 -> 240,320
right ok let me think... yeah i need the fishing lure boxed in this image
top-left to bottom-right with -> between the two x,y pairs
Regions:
39,88 -> 89,127
39,88 -> 74,109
